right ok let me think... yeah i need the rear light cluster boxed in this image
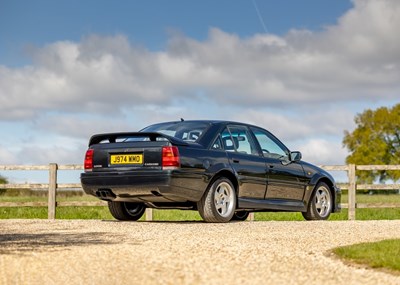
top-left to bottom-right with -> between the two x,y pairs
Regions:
162,146 -> 180,170
84,147 -> 179,171
84,149 -> 94,171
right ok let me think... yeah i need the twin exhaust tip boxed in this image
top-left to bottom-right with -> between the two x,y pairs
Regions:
96,189 -> 116,200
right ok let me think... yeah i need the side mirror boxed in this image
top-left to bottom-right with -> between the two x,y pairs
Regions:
290,151 -> 302,162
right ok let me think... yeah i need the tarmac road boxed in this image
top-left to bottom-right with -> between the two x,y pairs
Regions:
0,219 -> 399,285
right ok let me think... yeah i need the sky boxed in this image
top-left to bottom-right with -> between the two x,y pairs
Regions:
0,0 -> 399,183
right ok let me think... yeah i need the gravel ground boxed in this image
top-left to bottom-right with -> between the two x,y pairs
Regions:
0,219 -> 400,285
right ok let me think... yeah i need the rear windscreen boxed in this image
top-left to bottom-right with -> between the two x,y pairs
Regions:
141,122 -> 210,142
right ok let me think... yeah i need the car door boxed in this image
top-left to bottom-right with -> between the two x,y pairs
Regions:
250,127 -> 308,201
221,125 -> 268,200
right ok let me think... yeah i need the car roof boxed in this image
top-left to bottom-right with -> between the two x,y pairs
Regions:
159,120 -> 257,127
149,120 -> 271,135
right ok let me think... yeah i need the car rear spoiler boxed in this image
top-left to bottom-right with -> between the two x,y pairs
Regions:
88,132 -> 190,147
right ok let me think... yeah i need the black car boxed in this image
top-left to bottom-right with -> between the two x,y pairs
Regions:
81,120 -> 340,222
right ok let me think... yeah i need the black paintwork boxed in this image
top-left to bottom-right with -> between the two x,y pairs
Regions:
80,120 -> 341,213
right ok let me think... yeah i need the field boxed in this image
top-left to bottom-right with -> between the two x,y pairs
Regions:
1,189 -> 399,220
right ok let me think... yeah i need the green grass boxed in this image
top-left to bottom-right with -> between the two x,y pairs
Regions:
0,206 -> 113,219
255,208 -> 400,221
253,193 -> 400,221
340,194 -> 400,220
152,209 -> 202,221
341,193 -> 400,204
1,207 -> 398,221
0,189 -> 399,220
0,207 -> 48,219
333,239 -> 400,273
0,207 -> 203,220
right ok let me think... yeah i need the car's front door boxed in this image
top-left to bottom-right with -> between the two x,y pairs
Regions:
221,126 -> 267,200
250,127 -> 308,201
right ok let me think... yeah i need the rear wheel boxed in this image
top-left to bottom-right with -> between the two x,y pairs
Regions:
108,201 -> 146,221
197,178 -> 236,223
302,182 -> 332,220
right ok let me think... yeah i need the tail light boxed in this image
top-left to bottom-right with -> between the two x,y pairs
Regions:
84,149 -> 94,171
162,146 -> 180,170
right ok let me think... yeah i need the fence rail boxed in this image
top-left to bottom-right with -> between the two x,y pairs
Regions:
1,164 -> 400,220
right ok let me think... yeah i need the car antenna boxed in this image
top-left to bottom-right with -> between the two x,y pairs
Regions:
180,118 -> 184,122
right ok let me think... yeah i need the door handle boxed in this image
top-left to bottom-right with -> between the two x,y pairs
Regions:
233,159 -> 240,163
268,165 -> 276,173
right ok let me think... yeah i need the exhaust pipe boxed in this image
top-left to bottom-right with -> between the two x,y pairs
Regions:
95,189 -> 116,200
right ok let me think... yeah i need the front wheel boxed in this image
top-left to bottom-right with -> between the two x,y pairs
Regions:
108,201 -> 146,221
302,182 -> 332,220
197,178 -> 236,223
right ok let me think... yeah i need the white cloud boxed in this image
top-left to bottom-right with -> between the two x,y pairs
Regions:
33,114 -> 134,140
15,145 -> 84,165
235,107 -> 355,142
0,0 -> 398,166
1,0 -> 399,120
235,110 -> 313,141
297,139 -> 349,166
0,146 -> 18,164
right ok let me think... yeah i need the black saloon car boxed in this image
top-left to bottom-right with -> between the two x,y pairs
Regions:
81,120 -> 340,222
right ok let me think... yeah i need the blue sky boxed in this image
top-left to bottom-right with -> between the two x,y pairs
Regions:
0,0 -> 399,183
1,0 -> 352,65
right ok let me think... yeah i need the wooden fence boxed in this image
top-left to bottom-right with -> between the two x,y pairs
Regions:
1,164 -> 399,220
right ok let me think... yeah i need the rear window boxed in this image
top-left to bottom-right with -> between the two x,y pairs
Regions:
141,122 -> 210,142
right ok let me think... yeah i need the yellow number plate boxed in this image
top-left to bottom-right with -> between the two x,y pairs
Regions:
110,154 -> 143,165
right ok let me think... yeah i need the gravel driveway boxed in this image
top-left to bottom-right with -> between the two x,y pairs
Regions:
0,219 -> 399,285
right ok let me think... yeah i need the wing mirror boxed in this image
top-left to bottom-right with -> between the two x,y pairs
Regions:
290,151 -> 302,162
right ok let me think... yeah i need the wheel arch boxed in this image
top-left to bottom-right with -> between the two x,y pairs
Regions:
318,176 -> 340,213
208,170 -> 239,193
309,176 -> 337,210
304,173 -> 335,204
197,170 -> 238,222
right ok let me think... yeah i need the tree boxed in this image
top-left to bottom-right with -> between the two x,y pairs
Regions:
0,175 -> 7,184
0,175 -> 7,194
343,104 -> 400,183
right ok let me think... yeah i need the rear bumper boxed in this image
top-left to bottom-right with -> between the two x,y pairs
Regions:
80,170 -> 205,202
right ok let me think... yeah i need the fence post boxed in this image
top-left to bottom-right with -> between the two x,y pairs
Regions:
145,208 -> 153,221
347,164 -> 356,220
247,212 -> 255,221
48,163 -> 58,220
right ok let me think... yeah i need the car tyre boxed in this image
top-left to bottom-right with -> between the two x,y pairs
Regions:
197,178 -> 236,223
302,182 -> 332,220
231,211 -> 250,221
108,201 -> 146,221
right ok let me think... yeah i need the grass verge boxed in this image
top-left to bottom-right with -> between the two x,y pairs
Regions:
0,206 -> 113,219
333,239 -> 400,274
1,207 -> 399,220
1,189 -> 399,220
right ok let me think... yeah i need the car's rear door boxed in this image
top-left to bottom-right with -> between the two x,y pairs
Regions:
221,125 -> 267,200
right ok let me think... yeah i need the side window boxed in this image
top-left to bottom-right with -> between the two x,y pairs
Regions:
182,130 -> 201,141
251,127 -> 288,159
221,128 -> 235,152
211,136 -> 223,150
227,126 -> 259,155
